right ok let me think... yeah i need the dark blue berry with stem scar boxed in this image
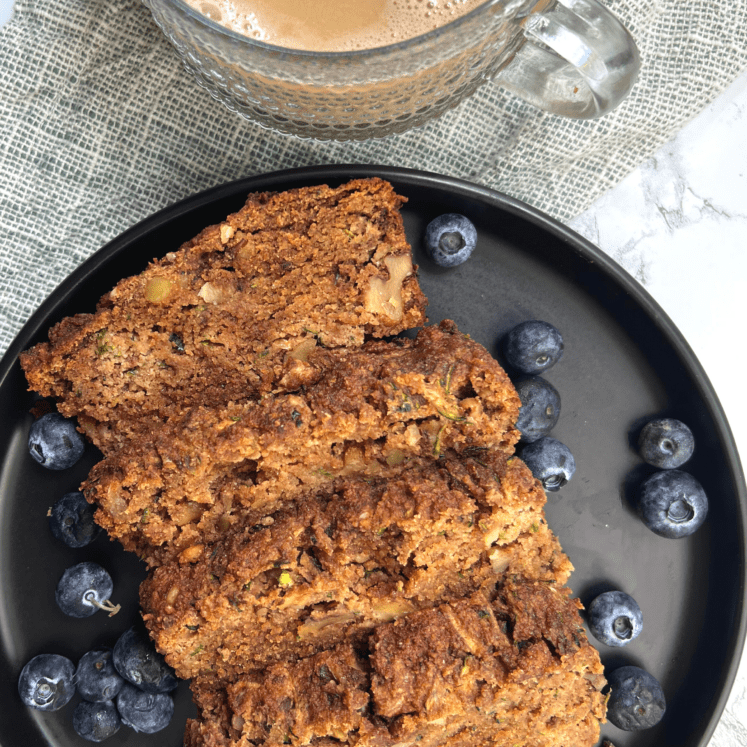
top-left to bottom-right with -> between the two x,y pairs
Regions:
18,653 -> 75,711
519,436 -> 575,492
514,377 -> 560,443
638,470 -> 708,538
503,320 -> 564,375
112,627 -> 178,694
638,418 -> 694,469
28,412 -> 85,470
49,491 -> 101,548
606,666 -> 666,730
73,700 -> 121,742
115,682 -> 174,733
76,649 -> 125,702
423,213 -> 477,267
587,591 -> 642,647
55,562 -> 120,618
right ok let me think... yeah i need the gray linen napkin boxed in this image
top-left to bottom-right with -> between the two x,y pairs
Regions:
1,0 -> 746,357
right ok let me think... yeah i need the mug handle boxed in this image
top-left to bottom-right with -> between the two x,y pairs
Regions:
495,0 -> 640,118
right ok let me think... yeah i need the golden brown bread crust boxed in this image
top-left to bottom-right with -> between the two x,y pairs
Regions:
140,453 -> 572,680
82,321 -> 521,567
20,178 -> 427,454
183,579 -> 606,747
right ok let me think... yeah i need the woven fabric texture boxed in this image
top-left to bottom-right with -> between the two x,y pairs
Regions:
1,0 -> 746,357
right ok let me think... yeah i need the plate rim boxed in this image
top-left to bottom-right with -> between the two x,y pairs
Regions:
1,163 -> 745,747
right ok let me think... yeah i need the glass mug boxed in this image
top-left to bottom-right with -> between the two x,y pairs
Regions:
142,0 -> 640,140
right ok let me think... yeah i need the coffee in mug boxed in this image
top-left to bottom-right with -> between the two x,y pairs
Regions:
146,0 -> 640,139
185,0 -> 486,51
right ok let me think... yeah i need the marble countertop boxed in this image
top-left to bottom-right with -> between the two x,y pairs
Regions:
0,0 -> 11,26
570,69 -> 747,747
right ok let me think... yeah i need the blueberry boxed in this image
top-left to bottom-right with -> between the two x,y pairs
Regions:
112,627 -> 178,694
49,491 -> 101,548
18,653 -> 75,711
638,418 -> 694,469
76,649 -> 125,702
28,412 -> 85,470
587,591 -> 642,647
606,666 -> 666,730
638,470 -> 708,538
115,682 -> 174,733
424,213 -> 477,267
503,320 -> 564,375
55,562 -> 120,618
519,436 -> 575,491
73,700 -> 121,742
514,377 -> 560,443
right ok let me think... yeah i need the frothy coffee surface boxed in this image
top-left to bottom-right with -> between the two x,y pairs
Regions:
188,0 -> 487,52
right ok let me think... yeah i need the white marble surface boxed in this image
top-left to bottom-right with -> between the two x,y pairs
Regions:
0,0 -> 12,27
570,69 -> 747,747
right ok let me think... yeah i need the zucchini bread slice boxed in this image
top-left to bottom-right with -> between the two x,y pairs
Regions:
140,452 -> 572,679
20,178 -> 427,453
82,322 -> 521,566
183,578 -> 606,747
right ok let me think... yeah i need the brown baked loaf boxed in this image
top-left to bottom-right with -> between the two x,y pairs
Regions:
20,178 -> 427,453
183,578 -> 606,747
82,321 -> 521,567
20,177 -> 606,747
140,453 -> 572,680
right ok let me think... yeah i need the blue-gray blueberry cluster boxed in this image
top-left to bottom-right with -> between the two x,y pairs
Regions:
500,320 -> 575,493
18,629 -> 176,742
19,410 -> 177,741
635,418 -> 706,539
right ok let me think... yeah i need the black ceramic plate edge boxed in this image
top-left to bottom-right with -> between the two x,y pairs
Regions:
1,164 -> 745,747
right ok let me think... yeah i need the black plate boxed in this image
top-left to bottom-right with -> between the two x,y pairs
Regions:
1,165 -> 745,747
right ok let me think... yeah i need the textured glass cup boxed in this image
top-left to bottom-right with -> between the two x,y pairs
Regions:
143,0 -> 640,140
